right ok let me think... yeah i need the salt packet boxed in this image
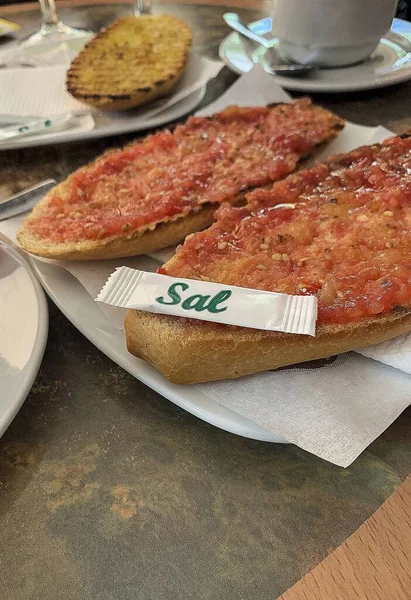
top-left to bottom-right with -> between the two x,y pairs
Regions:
96,266 -> 318,336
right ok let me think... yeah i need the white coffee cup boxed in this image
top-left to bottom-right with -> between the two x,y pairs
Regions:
271,0 -> 398,67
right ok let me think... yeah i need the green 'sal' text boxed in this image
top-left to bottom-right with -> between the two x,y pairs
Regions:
155,282 -> 232,313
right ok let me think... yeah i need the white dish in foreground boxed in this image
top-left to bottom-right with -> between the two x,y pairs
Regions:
0,86 -> 206,151
0,242 -> 48,437
30,257 -> 286,443
219,17 -> 411,92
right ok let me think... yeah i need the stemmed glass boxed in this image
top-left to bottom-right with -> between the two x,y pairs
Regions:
135,0 -> 152,14
21,0 -> 152,47
21,0 -> 93,46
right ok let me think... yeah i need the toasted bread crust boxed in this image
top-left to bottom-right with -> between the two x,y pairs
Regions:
17,105 -> 344,260
18,200 -> 217,261
125,308 -> 411,384
69,77 -> 184,112
17,188 -> 252,260
66,15 -> 192,111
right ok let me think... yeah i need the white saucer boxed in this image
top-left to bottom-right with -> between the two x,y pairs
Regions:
219,17 -> 411,92
0,241 -> 48,437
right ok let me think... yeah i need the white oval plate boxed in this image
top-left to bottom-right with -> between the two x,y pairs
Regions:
30,257 -> 287,443
219,17 -> 411,93
0,241 -> 48,437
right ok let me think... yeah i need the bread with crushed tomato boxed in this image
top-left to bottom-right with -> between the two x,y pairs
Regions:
124,135 -> 411,383
17,102 -> 344,260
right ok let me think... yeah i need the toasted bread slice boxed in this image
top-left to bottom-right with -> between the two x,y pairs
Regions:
125,309 -> 411,384
18,101 -> 344,260
66,15 -> 192,111
125,135 -> 411,383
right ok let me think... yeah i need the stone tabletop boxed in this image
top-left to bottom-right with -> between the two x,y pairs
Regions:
0,3 -> 410,599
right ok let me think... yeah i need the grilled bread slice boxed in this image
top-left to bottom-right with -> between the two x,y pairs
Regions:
125,136 -> 411,383
17,101 -> 344,260
125,309 -> 411,384
66,15 -> 192,111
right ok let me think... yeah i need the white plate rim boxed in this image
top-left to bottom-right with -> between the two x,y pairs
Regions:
219,17 -> 411,93
30,257 -> 287,443
0,242 -> 48,437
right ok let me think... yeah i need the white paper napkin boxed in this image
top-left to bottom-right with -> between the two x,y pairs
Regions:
1,66 -> 410,467
0,40 -> 87,69
358,334 -> 411,375
196,64 -> 291,115
0,67 -> 91,118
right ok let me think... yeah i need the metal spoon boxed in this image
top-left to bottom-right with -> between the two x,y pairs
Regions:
223,12 -> 317,76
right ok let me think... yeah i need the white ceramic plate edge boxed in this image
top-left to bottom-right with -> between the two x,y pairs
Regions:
0,244 -> 48,437
30,257 -> 286,443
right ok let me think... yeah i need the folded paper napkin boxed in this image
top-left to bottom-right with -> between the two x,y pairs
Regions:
0,67 -> 409,468
0,66 -> 91,118
358,334 -> 411,375
0,41 -> 92,121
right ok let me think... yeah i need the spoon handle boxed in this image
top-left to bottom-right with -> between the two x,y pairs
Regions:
223,12 -> 270,48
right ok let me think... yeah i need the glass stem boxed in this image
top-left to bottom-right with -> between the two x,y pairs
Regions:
38,0 -> 60,28
135,0 -> 152,15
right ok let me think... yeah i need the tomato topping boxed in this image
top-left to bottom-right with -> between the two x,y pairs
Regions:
164,136 -> 411,324
26,100 -> 341,243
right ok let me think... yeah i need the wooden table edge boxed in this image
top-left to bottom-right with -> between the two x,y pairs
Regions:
278,475 -> 411,600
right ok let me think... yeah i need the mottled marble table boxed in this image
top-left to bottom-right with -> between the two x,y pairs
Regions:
0,3 -> 410,599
